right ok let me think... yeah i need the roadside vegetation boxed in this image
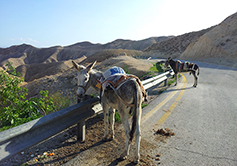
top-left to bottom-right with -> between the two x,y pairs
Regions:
141,62 -> 164,79
0,62 -> 71,132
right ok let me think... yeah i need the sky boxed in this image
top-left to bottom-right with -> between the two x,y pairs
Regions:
0,0 -> 236,48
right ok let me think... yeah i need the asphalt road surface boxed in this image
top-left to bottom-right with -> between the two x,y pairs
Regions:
141,61 -> 237,165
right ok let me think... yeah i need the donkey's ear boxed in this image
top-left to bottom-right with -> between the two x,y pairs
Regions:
168,57 -> 172,61
72,60 -> 86,71
86,61 -> 97,72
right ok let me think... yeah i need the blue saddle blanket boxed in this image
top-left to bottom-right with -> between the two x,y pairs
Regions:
103,67 -> 126,79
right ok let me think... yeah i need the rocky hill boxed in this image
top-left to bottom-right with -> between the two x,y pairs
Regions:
144,26 -> 215,58
180,12 -> 237,67
0,37 -> 170,68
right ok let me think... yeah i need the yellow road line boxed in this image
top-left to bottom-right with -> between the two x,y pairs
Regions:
156,73 -> 187,126
141,78 -> 183,123
175,75 -> 187,102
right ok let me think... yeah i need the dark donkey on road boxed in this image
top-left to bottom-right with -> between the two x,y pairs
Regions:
164,57 -> 200,87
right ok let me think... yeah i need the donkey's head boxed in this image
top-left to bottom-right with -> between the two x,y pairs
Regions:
164,57 -> 172,68
72,61 -> 97,98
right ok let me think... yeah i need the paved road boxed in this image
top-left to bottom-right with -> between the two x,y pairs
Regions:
141,61 -> 237,165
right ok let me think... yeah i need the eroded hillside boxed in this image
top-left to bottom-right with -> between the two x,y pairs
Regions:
180,12 -> 237,67
144,26 -> 215,58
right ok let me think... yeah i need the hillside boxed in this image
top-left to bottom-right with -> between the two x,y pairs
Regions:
144,26 -> 215,58
180,12 -> 237,67
16,56 -> 86,82
0,37 -> 170,68
80,49 -> 143,65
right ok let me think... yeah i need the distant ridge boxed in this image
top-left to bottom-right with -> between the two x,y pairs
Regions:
0,36 -> 171,68
0,36 -> 171,81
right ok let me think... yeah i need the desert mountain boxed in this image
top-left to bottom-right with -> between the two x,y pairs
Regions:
0,36 -> 170,68
180,12 -> 237,67
144,26 -> 215,58
0,37 -> 170,81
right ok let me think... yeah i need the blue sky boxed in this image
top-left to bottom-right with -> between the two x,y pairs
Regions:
1,0 -> 236,48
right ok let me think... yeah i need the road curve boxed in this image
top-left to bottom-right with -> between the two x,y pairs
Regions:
141,61 -> 237,165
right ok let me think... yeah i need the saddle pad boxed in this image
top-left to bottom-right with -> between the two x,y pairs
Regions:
103,66 -> 126,79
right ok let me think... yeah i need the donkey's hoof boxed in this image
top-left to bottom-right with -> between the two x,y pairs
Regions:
193,85 -> 197,88
109,135 -> 114,141
133,159 -> 139,164
120,155 -> 127,160
102,134 -> 109,141
102,137 -> 110,142
102,136 -> 113,142
120,152 -> 128,160
102,136 -> 108,142
133,155 -> 140,164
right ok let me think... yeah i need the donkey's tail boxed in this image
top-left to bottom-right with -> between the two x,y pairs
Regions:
129,83 -> 142,142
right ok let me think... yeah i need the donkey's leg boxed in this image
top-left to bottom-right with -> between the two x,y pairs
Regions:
102,103 -> 110,141
174,73 -> 178,86
119,107 -> 131,160
191,71 -> 197,87
134,106 -> 142,163
109,108 -> 115,140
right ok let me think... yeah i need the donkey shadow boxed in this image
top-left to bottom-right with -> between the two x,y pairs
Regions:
162,86 -> 194,94
108,159 -> 137,166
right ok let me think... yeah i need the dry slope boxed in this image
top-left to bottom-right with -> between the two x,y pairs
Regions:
144,26 -> 214,58
180,12 -> 237,67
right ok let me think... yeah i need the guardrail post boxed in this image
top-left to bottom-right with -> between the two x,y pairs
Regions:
164,79 -> 167,86
76,96 -> 85,142
77,119 -> 85,142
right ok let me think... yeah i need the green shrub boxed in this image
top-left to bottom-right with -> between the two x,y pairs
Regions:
156,63 -> 164,72
0,62 -> 56,131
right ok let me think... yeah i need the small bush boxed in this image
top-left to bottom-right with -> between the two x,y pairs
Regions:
0,62 -> 56,131
156,63 -> 164,72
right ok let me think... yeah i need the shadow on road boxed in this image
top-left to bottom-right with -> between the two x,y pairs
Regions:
162,86 -> 194,94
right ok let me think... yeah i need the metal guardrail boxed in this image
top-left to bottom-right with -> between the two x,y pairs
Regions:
142,70 -> 174,89
0,70 -> 174,161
